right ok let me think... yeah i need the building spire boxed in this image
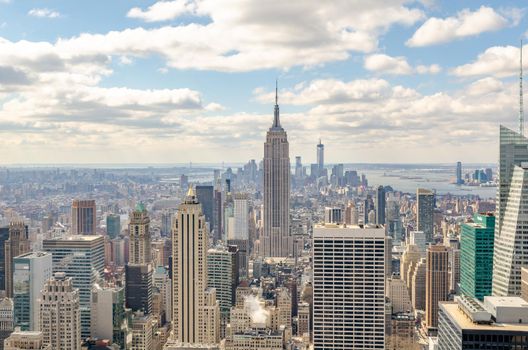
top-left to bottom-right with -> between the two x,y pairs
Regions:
521,39 -> 524,136
273,79 -> 281,128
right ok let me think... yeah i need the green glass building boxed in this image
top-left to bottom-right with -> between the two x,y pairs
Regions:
460,213 -> 495,300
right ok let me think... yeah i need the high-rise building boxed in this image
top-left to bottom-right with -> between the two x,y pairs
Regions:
233,194 -> 249,240
376,185 -> 386,225
386,276 -> 412,314
324,207 -> 343,224
91,284 -> 129,349
13,252 -> 52,331
313,224 -> 385,349
416,188 -> 435,243
294,156 -> 302,179
493,163 -> 528,296
425,245 -> 449,333
4,330 -> 51,350
71,200 -> 97,235
42,235 -> 104,338
106,214 -> 120,239
0,298 -> 14,350
411,258 -> 426,312
460,213 -> 495,300
131,312 -> 153,350
456,162 -> 463,185
126,202 -> 153,315
5,222 -> 30,299
438,295 -> 528,349
262,86 -> 291,258
0,227 -> 11,292
38,273 -> 81,350
317,139 -> 324,177
168,187 -> 220,346
196,185 -> 214,230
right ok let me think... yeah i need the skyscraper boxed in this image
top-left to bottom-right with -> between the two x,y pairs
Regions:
71,199 -> 97,235
313,224 -> 385,349
196,185 -> 214,230
425,245 -> 449,333
416,188 -> 435,243
317,139 -> 324,177
233,194 -> 249,240
262,84 -> 291,258
126,202 -> 153,315
456,161 -> 463,185
376,185 -> 386,225
128,203 -> 151,265
13,252 -> 52,331
493,163 -> 528,296
460,213 -> 494,300
38,273 -> 81,350
106,214 -> 120,239
168,187 -> 220,346
294,156 -> 302,179
0,226 -> 11,292
91,284 -> 128,349
42,235 -> 104,338
5,222 -> 30,298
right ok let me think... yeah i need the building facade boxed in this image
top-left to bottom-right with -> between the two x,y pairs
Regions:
417,188 -> 435,243
71,199 -> 97,235
425,245 -> 449,333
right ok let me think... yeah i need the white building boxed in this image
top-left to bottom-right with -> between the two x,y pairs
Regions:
4,331 -> 51,350
233,194 -> 249,240
313,224 -> 386,349
38,273 -> 81,350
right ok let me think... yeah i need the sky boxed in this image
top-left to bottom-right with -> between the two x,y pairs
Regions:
0,0 -> 526,164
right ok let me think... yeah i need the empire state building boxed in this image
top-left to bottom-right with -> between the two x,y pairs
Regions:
262,84 -> 291,257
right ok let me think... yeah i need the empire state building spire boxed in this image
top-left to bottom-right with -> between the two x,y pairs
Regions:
272,79 -> 282,129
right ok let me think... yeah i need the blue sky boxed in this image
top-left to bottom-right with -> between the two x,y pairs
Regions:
0,0 -> 526,164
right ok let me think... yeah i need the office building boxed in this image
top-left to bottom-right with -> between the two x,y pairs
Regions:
294,156 -> 302,179
386,276 -> 412,314
0,298 -> 14,350
4,331 -> 51,350
196,185 -> 214,230
5,222 -> 30,298
425,245 -> 449,333
91,284 -> 129,349
0,227 -> 11,292
408,230 -> 426,254
233,194 -> 249,240
493,163 -> 528,296
460,213 -> 495,300
438,295 -> 528,349
71,200 -> 97,235
106,214 -> 120,239
376,185 -> 386,225
456,162 -> 463,185
207,247 -> 235,323
168,187 -> 220,346
262,87 -> 291,258
417,188 -> 435,243
38,273 -> 81,350
128,202 -> 151,265
13,252 -> 52,331
324,207 -> 343,225
313,224 -> 385,349
42,235 -> 104,338
131,312 -> 153,350
411,258 -> 426,311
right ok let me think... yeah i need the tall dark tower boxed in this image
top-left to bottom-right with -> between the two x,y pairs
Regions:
262,81 -> 291,257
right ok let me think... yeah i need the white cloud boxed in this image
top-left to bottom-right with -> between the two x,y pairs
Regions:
407,6 -> 515,47
28,8 -> 61,19
451,44 -> 526,77
364,54 -> 440,75
127,0 -> 197,22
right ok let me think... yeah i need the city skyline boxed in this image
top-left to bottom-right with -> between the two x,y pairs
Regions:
0,0 -> 527,163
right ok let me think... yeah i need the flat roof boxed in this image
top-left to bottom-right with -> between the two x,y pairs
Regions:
441,302 -> 528,332
44,235 -> 103,242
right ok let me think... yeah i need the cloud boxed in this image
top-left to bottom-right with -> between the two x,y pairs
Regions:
127,0 -> 197,22
451,44 -> 526,77
364,54 -> 441,75
28,8 -> 61,18
407,6 -> 517,47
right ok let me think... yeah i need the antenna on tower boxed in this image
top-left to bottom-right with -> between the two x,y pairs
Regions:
520,39 -> 524,136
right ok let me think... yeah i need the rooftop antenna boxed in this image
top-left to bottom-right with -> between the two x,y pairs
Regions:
521,39 -> 524,136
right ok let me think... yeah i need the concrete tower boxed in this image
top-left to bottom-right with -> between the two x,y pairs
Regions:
167,187 -> 220,347
262,82 -> 291,258
71,200 -> 96,235
5,222 -> 30,298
